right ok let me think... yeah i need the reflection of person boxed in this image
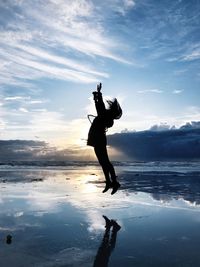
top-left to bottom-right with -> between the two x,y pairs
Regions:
87,83 -> 122,194
93,215 -> 121,267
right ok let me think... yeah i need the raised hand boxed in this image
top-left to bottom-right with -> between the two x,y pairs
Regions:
97,82 -> 102,92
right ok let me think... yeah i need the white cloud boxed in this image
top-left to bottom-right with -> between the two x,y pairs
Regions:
172,89 -> 184,94
115,104 -> 200,133
14,44 -> 109,77
1,95 -> 47,116
0,0 -> 131,86
137,89 -> 163,94
19,107 -> 29,113
149,123 -> 172,131
107,0 -> 136,15
182,47 -> 200,61
4,96 -> 30,101
0,46 -> 100,84
167,45 -> 200,63
28,100 -> 46,105
124,0 -> 135,8
14,211 -> 24,217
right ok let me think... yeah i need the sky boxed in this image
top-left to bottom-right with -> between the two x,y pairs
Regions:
0,0 -> 200,160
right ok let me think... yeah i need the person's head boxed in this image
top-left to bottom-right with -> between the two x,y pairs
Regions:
106,98 -> 122,120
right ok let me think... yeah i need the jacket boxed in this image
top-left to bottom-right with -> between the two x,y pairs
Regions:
87,92 -> 113,147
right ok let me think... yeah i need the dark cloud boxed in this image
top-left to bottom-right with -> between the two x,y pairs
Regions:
0,140 -> 82,163
180,121 -> 200,130
1,121 -> 200,163
108,122 -> 200,161
0,140 -> 46,161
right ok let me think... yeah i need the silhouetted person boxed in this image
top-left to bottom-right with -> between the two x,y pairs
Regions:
87,83 -> 122,194
93,215 -> 121,267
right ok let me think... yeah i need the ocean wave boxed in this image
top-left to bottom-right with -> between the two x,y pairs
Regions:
0,160 -> 199,173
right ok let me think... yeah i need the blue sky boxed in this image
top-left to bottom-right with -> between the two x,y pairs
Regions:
0,0 -> 199,150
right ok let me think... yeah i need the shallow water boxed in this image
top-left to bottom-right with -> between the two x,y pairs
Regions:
0,166 -> 200,266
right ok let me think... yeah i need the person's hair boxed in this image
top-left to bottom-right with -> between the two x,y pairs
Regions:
106,98 -> 122,120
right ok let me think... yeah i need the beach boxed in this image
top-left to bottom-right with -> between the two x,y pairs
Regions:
0,162 -> 200,267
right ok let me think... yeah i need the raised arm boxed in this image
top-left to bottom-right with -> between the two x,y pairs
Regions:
93,83 -> 106,116
94,91 -> 106,116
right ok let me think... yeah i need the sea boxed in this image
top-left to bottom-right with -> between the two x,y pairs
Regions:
0,160 -> 200,266
0,160 -> 200,172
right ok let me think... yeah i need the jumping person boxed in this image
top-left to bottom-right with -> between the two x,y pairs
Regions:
87,83 -> 122,195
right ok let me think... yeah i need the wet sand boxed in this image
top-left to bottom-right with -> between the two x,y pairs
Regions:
0,166 -> 200,266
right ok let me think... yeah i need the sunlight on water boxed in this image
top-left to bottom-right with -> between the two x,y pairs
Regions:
77,174 -> 99,194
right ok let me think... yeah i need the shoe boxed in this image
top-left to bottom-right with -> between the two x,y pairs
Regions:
103,215 -> 112,229
111,220 -> 121,232
102,181 -> 112,193
111,182 -> 120,195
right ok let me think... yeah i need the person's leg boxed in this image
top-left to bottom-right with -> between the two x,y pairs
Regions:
94,146 -> 117,182
94,146 -> 111,184
94,146 -> 120,194
99,147 -> 120,194
93,216 -> 111,267
110,220 -> 121,252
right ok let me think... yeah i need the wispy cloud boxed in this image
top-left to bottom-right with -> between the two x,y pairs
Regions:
181,46 -> 200,61
18,107 -> 29,113
0,0 -> 199,143
4,96 -> 30,101
108,0 -> 136,15
1,94 -> 47,111
172,89 -> 184,94
0,0 -> 131,87
126,0 -> 200,66
137,89 -> 163,94
168,45 -> 200,63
